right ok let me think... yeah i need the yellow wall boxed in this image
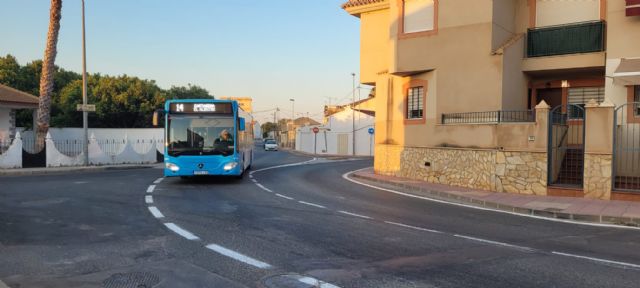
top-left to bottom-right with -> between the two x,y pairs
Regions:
360,9 -> 391,85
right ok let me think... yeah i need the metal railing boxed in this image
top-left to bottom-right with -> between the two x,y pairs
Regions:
527,20 -> 605,58
441,110 -> 535,124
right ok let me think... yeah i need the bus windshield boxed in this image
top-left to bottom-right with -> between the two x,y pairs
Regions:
168,115 -> 235,156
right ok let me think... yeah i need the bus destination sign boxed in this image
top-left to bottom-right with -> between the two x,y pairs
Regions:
169,102 -> 233,114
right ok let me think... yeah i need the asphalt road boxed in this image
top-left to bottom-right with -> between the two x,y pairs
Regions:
1,147 -> 640,287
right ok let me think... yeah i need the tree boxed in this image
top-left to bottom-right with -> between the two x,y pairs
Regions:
36,0 -> 63,150
166,84 -> 214,99
261,122 -> 277,138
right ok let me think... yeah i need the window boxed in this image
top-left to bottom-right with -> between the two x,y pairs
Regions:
635,86 -> 640,117
407,86 -> 424,119
403,0 -> 435,33
567,86 -> 604,119
535,0 -> 600,27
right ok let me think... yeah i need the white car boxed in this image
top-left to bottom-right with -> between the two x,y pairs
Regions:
264,139 -> 278,151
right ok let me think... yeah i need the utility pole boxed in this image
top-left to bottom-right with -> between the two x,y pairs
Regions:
290,99 -> 295,148
351,73 -> 356,156
82,0 -> 89,166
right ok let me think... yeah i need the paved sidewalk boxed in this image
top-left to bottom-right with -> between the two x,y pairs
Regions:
0,163 -> 161,176
351,168 -> 640,228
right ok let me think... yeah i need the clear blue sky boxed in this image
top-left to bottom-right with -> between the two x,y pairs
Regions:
0,0 -> 366,124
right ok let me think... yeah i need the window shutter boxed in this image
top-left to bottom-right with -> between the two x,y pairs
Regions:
404,0 -> 435,33
568,87 -> 604,105
536,0 -> 600,27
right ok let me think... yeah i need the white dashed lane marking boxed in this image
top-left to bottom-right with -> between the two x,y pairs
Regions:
453,234 -> 535,252
551,251 -> 640,269
298,276 -> 341,288
148,206 -> 164,218
164,223 -> 200,240
255,183 -> 273,193
338,210 -> 372,220
298,201 -> 326,209
384,221 -> 443,234
205,244 -> 272,269
146,185 -> 156,193
153,178 -> 164,184
145,195 -> 153,204
276,193 -> 294,200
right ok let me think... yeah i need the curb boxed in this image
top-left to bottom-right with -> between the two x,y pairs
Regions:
350,172 -> 640,229
0,164 -> 160,177
0,279 -> 9,288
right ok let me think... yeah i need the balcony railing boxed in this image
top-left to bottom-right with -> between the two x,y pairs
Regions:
526,21 -> 605,58
441,110 -> 535,124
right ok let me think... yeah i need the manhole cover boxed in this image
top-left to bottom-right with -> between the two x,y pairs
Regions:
103,272 -> 160,288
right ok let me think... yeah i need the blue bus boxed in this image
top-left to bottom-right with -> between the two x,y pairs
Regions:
154,99 -> 254,178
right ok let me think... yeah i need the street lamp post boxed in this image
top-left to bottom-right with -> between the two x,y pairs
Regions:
289,99 -> 295,148
81,0 -> 89,166
351,73 -> 356,156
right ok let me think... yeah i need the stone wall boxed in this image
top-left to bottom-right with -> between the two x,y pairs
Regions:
400,147 -> 496,191
584,153 -> 612,199
375,144 -> 548,194
496,151 -> 547,195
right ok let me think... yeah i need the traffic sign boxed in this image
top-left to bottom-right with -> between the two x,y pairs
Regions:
368,127 -> 374,135
312,127 -> 320,134
76,104 -> 96,112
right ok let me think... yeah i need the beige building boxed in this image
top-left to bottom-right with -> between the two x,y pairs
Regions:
343,0 -> 640,200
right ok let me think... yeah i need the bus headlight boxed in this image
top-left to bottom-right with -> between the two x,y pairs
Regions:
223,162 -> 238,171
166,162 -> 180,172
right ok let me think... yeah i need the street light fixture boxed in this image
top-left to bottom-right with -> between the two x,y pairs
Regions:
289,99 -> 295,148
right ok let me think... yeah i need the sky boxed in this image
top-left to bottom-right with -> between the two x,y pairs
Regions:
0,0 -> 368,124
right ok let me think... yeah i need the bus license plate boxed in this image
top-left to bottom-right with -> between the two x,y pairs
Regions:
194,171 -> 209,175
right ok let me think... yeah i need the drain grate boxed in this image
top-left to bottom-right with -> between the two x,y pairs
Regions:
103,272 -> 160,288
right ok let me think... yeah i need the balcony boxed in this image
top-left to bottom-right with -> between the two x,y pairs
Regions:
526,21 -> 605,58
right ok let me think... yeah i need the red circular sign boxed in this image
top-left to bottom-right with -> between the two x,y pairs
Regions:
312,127 -> 320,134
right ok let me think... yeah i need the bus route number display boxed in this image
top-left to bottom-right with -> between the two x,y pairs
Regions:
169,102 -> 233,114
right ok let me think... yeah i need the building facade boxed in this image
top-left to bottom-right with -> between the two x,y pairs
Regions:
343,0 -> 640,199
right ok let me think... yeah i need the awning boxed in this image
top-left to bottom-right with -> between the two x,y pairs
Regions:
613,58 -> 640,86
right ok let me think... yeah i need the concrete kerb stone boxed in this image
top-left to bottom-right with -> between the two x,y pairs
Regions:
351,171 -> 640,228
0,164 -> 159,177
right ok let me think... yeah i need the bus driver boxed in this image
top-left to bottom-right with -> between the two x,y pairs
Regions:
214,129 -> 234,153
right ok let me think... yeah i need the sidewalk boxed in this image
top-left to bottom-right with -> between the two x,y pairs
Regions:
0,163 -> 161,176
351,168 -> 640,228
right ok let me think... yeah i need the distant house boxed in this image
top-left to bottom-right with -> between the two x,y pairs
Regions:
279,117 -> 321,148
0,84 -> 38,141
296,97 -> 375,156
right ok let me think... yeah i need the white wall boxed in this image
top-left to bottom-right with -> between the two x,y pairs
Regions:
296,108 -> 374,156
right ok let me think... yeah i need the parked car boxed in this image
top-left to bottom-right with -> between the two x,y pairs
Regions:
264,139 -> 278,151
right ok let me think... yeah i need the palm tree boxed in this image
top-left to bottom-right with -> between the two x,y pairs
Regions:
36,0 -> 63,151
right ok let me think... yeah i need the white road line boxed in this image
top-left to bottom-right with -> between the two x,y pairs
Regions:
249,174 -> 253,179
146,185 -> 156,193
205,244 -> 272,269
338,210 -> 372,219
153,178 -> 164,184
164,223 -> 200,240
276,193 -> 294,200
255,183 -> 273,193
145,195 -> 153,204
148,206 -> 164,218
551,251 -> 640,269
298,201 -> 326,209
453,234 -> 535,252
298,276 -> 341,288
251,179 -> 257,183
343,169 -> 640,231
384,221 -> 443,234
250,158 -> 317,174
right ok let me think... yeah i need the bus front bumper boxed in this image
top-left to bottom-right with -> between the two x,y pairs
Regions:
163,157 -> 242,177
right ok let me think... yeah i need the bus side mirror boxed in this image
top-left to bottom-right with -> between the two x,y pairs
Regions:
238,117 -> 246,131
152,109 -> 164,127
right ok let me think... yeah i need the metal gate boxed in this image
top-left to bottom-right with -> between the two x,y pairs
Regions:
613,102 -> 640,192
548,104 -> 585,187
